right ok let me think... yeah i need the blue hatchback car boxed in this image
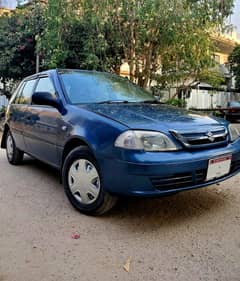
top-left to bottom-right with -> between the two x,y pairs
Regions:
1,69 -> 240,215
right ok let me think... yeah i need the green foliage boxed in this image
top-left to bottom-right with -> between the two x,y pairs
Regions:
152,0 -> 233,90
39,0 -> 123,71
62,0 -> 233,89
37,0 -> 67,68
198,69 -> 225,89
229,44 -> 240,90
187,0 -> 234,27
0,3 -> 45,95
166,98 -> 186,108
0,0 -> 234,97
0,106 -> 6,114
0,106 -> 6,112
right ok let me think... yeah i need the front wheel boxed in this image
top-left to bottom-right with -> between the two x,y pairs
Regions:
6,131 -> 24,165
62,146 -> 117,215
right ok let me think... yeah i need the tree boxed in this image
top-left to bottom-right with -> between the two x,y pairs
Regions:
38,0 -> 124,72
0,3 -> 45,96
187,0 -> 234,25
229,45 -> 240,91
60,0 -> 233,89
1,0 -> 235,96
37,0 -> 67,69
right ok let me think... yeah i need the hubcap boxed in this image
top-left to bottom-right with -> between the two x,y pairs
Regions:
6,134 -> 14,160
68,159 -> 100,205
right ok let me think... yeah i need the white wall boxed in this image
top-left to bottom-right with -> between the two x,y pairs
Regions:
0,95 -> 8,109
185,89 -> 233,109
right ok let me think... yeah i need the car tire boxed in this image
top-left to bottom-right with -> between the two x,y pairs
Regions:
6,131 -> 24,165
62,146 -> 117,215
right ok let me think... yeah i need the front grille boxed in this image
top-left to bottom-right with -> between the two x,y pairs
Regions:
170,127 -> 228,149
151,158 -> 240,191
151,169 -> 206,191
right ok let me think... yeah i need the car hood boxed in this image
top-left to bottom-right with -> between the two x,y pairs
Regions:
81,103 -> 226,133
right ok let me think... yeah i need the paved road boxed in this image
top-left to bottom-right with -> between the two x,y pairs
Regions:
0,133 -> 240,281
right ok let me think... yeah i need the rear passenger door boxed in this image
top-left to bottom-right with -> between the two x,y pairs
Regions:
8,79 -> 37,151
23,76 -> 61,167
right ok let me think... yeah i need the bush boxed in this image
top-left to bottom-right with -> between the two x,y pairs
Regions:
166,99 -> 186,108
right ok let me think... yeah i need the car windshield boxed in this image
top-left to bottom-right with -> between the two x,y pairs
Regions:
60,71 -> 155,104
229,101 -> 240,107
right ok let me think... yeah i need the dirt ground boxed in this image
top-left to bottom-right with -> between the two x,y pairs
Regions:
0,133 -> 240,281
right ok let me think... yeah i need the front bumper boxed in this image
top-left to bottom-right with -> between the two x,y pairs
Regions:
99,140 -> 240,197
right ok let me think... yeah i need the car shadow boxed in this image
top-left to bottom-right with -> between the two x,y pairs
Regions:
21,155 -> 229,231
21,155 -> 61,182
101,188 -> 229,231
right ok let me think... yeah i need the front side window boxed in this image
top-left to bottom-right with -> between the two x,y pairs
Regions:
17,79 -> 36,104
35,77 -> 56,97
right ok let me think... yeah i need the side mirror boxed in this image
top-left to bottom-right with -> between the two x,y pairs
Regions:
32,92 -> 61,110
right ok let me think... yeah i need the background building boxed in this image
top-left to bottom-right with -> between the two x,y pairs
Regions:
185,32 -> 240,109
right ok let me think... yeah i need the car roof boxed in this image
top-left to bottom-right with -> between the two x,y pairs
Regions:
57,69 -> 117,76
23,69 -> 57,81
22,69 -> 117,82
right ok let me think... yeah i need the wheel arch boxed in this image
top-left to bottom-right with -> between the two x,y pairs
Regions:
61,137 -> 96,168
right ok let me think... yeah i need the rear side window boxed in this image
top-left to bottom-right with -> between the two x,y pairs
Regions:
16,79 -> 36,105
35,77 -> 56,97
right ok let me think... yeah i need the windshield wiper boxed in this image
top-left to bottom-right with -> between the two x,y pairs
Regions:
142,100 -> 163,104
95,100 -> 164,104
96,100 -> 130,104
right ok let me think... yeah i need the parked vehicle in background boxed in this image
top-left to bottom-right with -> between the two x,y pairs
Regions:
1,69 -> 240,215
220,101 -> 240,122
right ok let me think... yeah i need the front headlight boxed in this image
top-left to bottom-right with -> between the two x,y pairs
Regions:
114,130 -> 179,151
229,124 -> 240,142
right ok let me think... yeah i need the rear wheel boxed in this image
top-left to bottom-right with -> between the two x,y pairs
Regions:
62,146 -> 117,215
6,131 -> 24,165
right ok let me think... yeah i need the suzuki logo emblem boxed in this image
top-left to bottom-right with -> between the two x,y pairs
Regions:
206,131 -> 215,142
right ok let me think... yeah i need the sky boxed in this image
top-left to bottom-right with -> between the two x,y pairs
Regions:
232,0 -> 240,34
0,0 -> 16,9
